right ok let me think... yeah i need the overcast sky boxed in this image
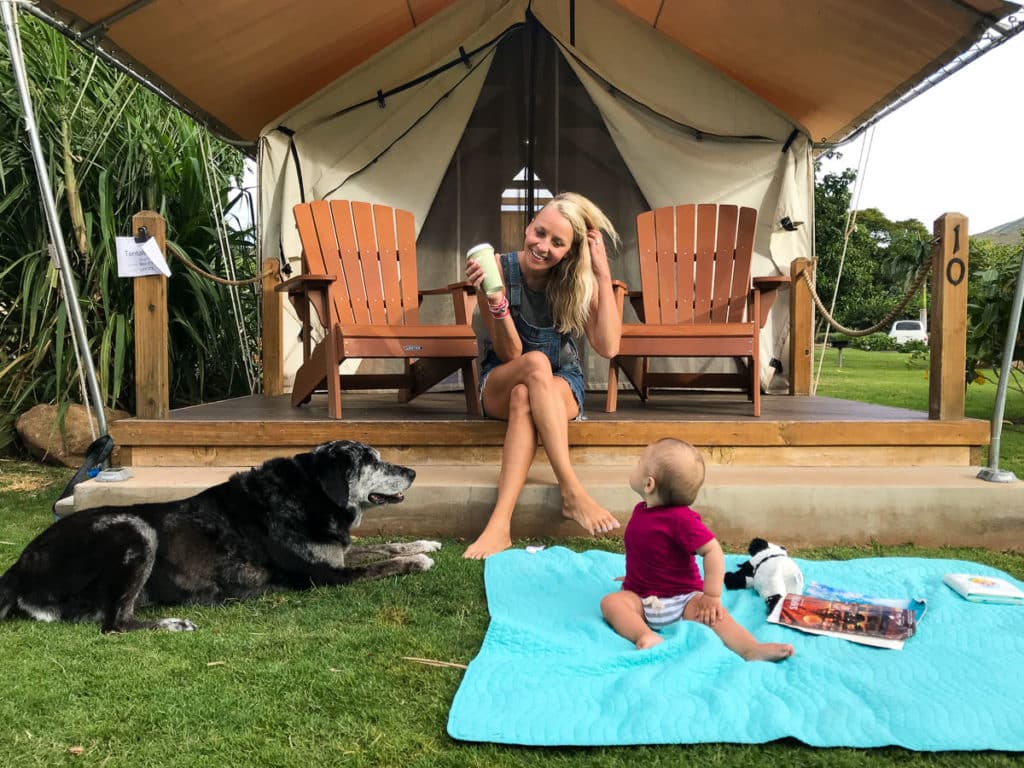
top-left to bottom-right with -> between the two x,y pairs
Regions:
817,28 -> 1024,234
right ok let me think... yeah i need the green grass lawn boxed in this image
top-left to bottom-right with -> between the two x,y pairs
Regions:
1,353 -> 1023,766
812,346 -> 1024,476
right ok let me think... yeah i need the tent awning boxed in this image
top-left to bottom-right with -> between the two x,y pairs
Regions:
29,0 -> 1023,147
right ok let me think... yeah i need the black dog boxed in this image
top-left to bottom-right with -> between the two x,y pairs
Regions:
0,440 -> 439,632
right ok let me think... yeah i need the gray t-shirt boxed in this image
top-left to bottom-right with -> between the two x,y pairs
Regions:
474,252 -> 578,370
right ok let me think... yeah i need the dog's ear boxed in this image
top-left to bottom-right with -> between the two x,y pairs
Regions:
317,462 -> 350,507
303,447 -> 350,507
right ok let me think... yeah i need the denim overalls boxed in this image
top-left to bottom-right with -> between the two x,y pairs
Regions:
478,252 -> 586,419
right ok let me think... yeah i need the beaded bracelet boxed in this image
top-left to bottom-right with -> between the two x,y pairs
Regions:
488,295 -> 510,319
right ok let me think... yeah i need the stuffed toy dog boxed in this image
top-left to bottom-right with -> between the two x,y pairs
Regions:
724,538 -> 804,612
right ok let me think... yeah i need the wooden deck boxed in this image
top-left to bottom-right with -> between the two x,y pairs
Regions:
92,391 -> 1024,549
109,390 -> 990,469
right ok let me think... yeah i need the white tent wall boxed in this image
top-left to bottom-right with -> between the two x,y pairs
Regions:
258,0 -> 813,395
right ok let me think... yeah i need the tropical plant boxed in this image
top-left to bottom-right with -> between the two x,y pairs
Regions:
967,235 -> 1024,402
0,14 -> 257,453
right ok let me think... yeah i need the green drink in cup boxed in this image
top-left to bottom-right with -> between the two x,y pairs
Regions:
467,243 -> 503,296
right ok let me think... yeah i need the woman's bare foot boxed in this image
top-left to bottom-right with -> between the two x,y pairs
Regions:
635,631 -> 663,650
742,642 -> 795,662
562,491 -> 620,535
463,525 -> 512,559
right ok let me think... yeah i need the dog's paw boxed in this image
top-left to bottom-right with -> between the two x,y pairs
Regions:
398,553 -> 435,572
157,618 -> 197,632
411,540 -> 442,553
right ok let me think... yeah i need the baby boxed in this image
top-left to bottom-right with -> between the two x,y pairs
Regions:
600,438 -> 793,662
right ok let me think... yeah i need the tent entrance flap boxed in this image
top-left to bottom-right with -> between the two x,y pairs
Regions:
259,1 -> 814,394
417,23 -> 647,389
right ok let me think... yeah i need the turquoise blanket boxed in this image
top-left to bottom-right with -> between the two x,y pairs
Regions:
447,547 -> 1024,750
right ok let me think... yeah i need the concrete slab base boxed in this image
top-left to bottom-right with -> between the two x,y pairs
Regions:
63,464 -> 1024,550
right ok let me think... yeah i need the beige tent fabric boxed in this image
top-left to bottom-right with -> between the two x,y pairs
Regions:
33,0 -> 1021,144
533,0 -> 812,388
258,0 -> 525,382
258,0 -> 812,393
259,0 -> 521,273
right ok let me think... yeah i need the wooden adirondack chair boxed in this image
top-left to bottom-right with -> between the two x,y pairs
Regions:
606,203 -> 789,416
277,200 -> 480,419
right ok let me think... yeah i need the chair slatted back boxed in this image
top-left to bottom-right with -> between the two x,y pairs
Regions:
294,200 -> 421,327
637,203 -> 756,325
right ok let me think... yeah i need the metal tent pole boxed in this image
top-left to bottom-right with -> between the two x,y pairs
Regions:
977,256 -> 1024,483
2,0 -> 108,436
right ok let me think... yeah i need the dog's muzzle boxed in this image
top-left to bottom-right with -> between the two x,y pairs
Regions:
368,492 -> 405,505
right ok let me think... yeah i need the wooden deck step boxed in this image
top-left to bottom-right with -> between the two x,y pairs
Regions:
62,464 -> 1024,550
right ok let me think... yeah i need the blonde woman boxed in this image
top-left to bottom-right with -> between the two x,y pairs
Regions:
464,192 -> 623,558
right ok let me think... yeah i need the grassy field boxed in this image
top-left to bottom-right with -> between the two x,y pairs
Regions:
1,352 -> 1022,766
813,346 -> 1024,476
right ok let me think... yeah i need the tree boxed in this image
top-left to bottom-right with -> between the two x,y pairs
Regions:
813,160 -> 930,334
0,15 -> 257,452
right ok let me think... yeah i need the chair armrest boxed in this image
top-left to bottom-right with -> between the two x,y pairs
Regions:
751,275 -> 790,327
611,281 -> 647,323
275,274 -> 336,294
753,275 -> 790,293
414,281 -> 477,324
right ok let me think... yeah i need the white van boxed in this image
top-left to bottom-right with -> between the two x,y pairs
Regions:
888,319 -> 928,345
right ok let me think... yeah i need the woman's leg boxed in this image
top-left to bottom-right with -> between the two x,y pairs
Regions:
601,591 -> 662,649
463,382 -> 537,559
469,352 -> 619,553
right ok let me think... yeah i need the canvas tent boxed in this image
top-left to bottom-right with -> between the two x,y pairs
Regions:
23,0 -> 1024,394
260,0 -> 816,389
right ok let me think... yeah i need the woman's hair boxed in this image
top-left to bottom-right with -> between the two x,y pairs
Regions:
542,192 -> 620,335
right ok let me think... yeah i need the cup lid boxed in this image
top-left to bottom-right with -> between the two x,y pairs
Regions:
467,243 -> 494,257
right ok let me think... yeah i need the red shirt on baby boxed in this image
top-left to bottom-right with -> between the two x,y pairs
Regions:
621,501 -> 715,598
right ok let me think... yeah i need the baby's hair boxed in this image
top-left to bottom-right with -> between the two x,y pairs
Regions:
649,437 -> 705,507
543,192 -> 620,336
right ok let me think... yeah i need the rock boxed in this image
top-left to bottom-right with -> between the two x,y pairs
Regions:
15,403 -> 129,468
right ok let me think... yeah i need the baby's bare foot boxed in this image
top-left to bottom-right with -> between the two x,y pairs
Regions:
635,632 -> 663,650
743,642 -> 794,662
562,493 -> 620,535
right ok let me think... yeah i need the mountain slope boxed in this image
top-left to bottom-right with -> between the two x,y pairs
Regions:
976,216 -> 1024,245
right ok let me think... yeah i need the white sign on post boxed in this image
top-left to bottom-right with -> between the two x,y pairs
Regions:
115,236 -> 171,277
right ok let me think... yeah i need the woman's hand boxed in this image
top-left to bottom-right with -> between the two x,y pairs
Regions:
587,228 -> 611,280
466,258 -> 485,292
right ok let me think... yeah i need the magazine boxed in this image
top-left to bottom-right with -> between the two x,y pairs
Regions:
767,593 -> 920,650
943,573 -> 1024,605
804,581 -> 929,622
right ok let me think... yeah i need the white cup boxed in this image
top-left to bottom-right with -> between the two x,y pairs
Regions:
467,243 -> 503,295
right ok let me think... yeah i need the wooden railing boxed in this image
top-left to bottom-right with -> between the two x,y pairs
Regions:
788,212 -> 969,419
132,212 -> 971,421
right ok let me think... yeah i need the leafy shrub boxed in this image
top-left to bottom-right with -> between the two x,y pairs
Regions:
967,237 -> 1024,397
849,332 -> 897,352
899,339 -> 929,355
0,17 -> 255,453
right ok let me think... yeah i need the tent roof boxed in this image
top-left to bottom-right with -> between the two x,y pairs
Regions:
29,0 -> 1023,147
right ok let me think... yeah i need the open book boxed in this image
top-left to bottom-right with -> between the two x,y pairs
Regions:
767,591 -> 922,650
943,573 -> 1024,605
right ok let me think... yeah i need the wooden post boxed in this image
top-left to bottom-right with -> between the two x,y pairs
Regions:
789,257 -> 813,395
261,257 -> 284,396
132,211 -> 169,419
929,213 -> 969,420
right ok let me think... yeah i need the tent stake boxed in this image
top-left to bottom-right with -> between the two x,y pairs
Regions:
977,250 -> 1024,483
2,0 -> 108,436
